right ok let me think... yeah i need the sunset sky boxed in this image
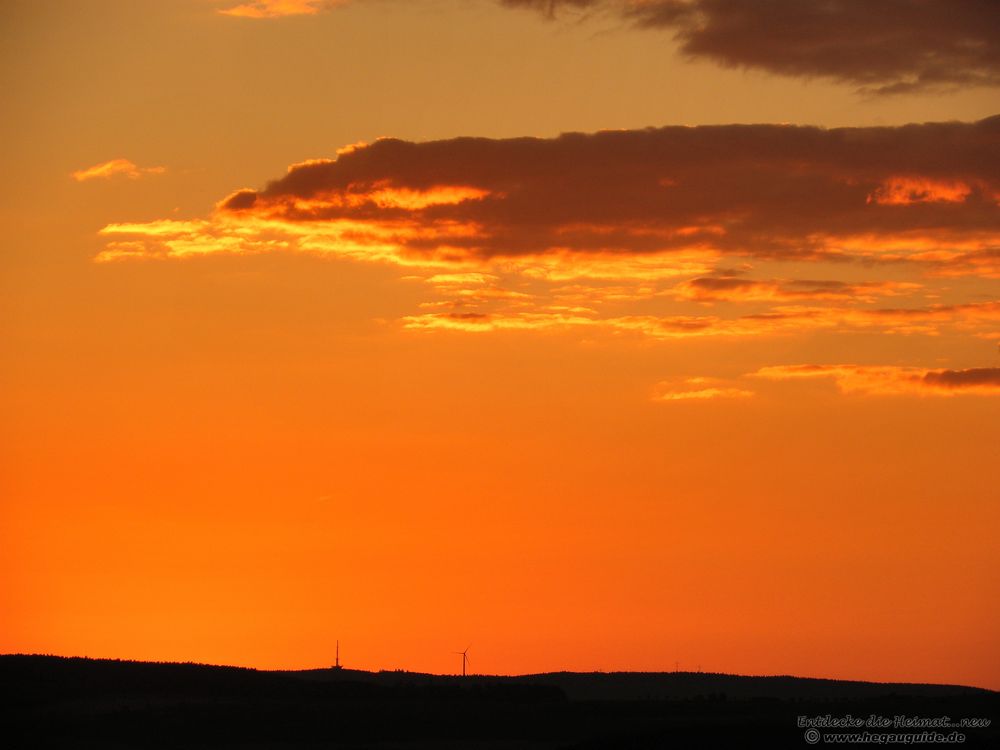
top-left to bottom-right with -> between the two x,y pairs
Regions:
1,0 -> 998,689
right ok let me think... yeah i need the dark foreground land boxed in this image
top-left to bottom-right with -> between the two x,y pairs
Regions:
2,655 -> 996,748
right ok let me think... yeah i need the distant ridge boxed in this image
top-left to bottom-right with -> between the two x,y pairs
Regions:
289,663 -> 993,701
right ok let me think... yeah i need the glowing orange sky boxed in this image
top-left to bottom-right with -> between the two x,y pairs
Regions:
1,0 -> 998,690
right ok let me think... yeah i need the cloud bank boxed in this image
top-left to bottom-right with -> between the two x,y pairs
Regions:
219,0 -> 1000,94
104,118 -> 1000,277
95,118 -> 1000,396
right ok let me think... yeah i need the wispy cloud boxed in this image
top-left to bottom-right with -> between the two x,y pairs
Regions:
652,377 -> 753,402
667,276 -> 922,304
218,0 -> 338,18
399,301 -> 1000,340
72,158 -> 166,182
753,364 -> 1000,397
645,364 -> 1000,403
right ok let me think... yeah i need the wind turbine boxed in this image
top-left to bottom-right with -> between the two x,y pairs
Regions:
453,646 -> 470,677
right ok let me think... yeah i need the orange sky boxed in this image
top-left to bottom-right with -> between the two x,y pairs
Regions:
1,0 -> 998,689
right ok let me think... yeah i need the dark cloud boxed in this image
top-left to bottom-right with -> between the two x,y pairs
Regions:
502,0 -> 1000,94
219,117 -> 1000,264
923,367 -> 1000,388
218,189 -> 258,210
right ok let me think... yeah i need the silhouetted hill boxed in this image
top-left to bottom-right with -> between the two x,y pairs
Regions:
2,655 -> 996,749
517,671 -> 992,702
